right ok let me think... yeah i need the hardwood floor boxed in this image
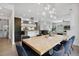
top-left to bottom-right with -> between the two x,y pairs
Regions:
70,45 -> 79,56
0,39 -> 79,56
0,39 -> 18,56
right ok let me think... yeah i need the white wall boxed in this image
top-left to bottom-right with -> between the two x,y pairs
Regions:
8,5 -> 14,45
68,4 -> 79,46
0,4 -> 15,45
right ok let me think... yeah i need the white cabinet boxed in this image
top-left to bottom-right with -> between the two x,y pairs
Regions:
21,20 -> 40,37
27,31 -> 39,37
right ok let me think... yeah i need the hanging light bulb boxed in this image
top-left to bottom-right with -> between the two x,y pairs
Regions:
49,11 -> 52,14
50,15 -> 53,18
44,7 -> 48,10
42,11 -> 46,16
47,4 -> 51,9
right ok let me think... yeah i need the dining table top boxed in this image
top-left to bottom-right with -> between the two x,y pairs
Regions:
22,34 -> 67,55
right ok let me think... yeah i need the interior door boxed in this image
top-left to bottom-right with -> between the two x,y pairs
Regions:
15,17 -> 21,42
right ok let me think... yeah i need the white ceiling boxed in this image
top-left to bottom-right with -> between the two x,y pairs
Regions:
12,3 -> 73,21
12,3 -> 55,21
0,3 -> 73,21
0,6 -> 12,17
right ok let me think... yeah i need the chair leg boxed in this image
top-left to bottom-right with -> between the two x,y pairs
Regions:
64,52 -> 69,56
67,52 -> 69,56
69,49 -> 71,54
71,46 -> 74,51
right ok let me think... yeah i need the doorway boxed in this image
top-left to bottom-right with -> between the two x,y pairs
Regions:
0,5 -> 12,40
0,19 -> 9,39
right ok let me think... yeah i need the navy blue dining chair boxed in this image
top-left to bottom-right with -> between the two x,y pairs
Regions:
52,48 -> 65,56
63,40 -> 71,56
49,44 -> 65,56
16,43 -> 28,56
49,36 -> 75,56
63,36 -> 75,56
70,36 -> 75,50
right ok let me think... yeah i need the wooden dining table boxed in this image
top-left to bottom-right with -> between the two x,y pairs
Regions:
22,34 -> 67,55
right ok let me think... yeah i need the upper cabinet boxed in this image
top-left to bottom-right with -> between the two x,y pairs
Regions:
21,18 -> 40,31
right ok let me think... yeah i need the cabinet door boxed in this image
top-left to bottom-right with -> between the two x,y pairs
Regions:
15,17 -> 21,42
